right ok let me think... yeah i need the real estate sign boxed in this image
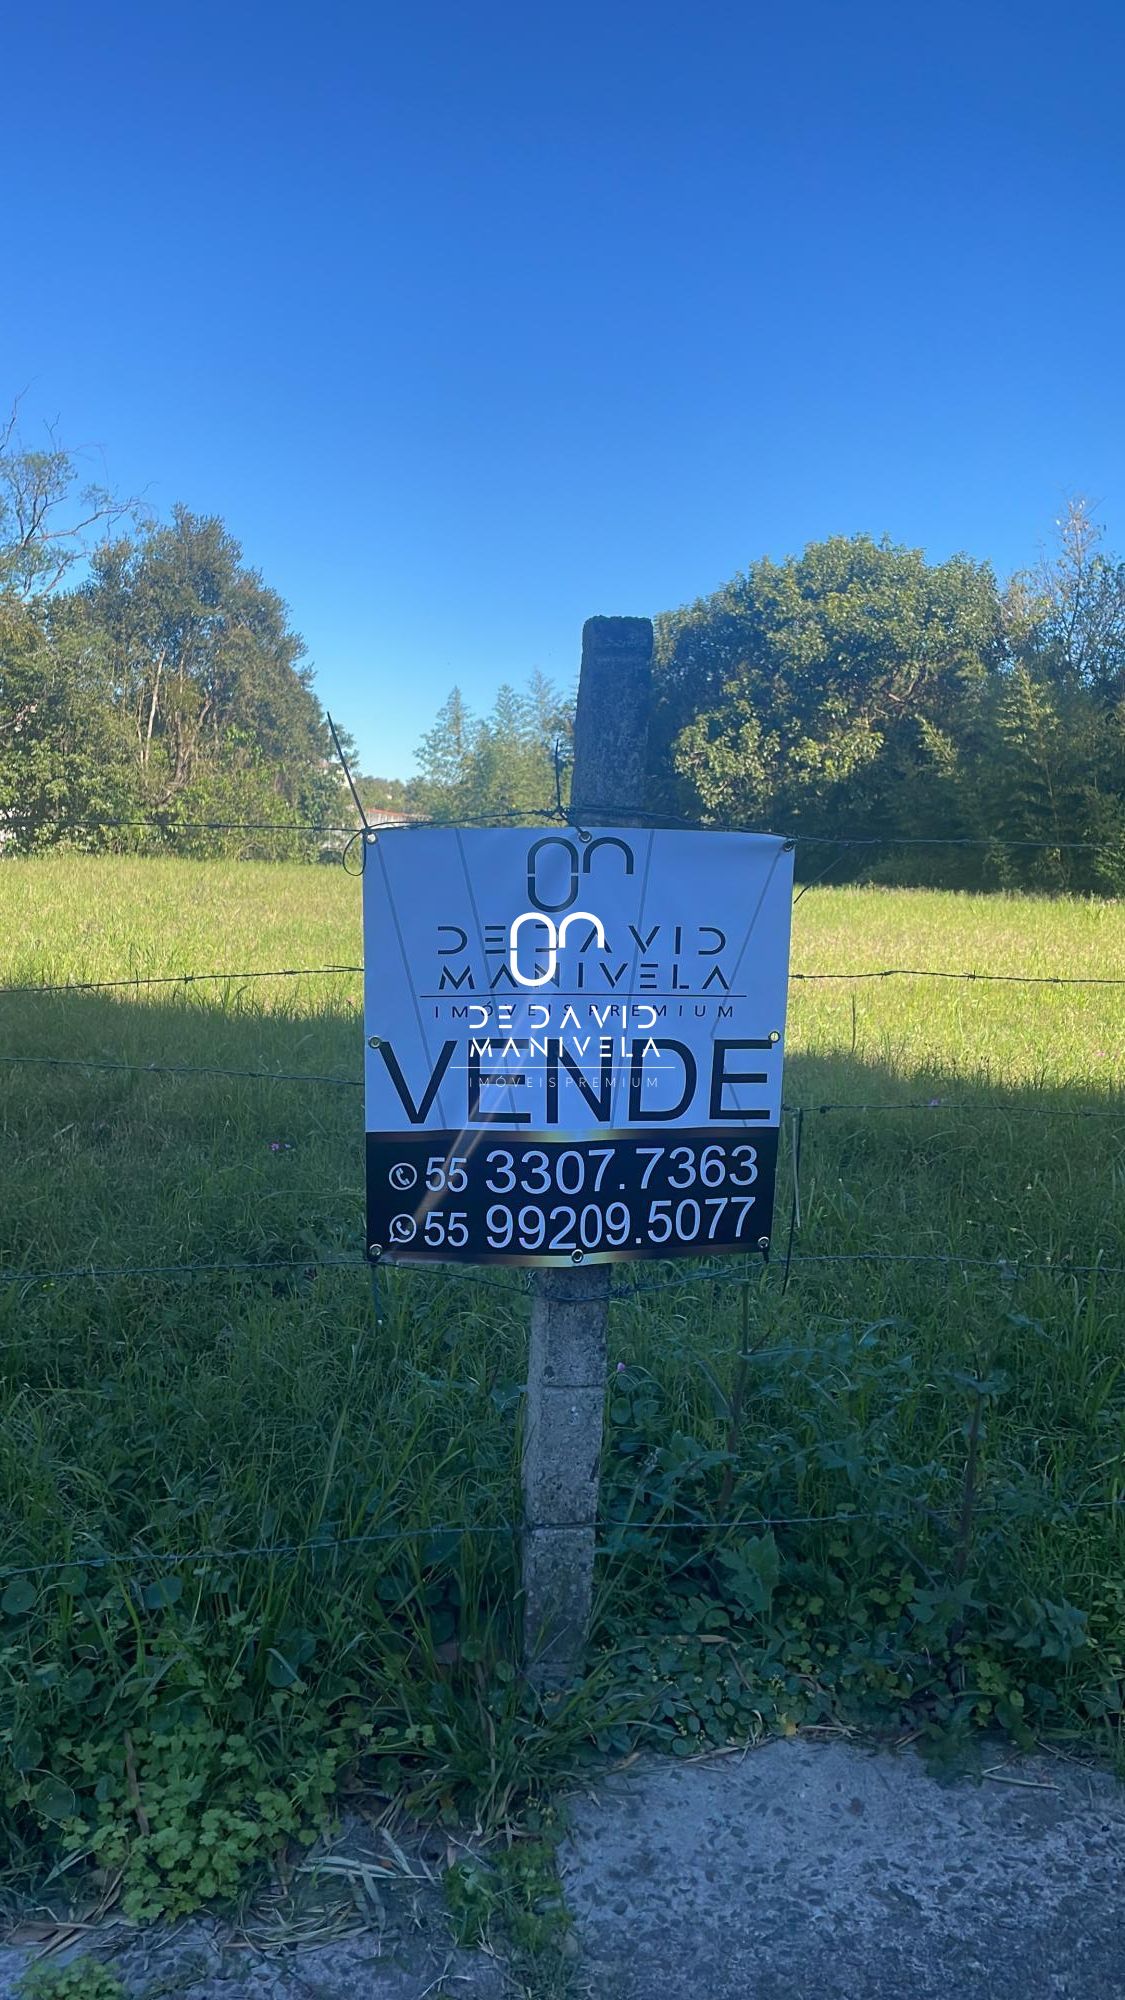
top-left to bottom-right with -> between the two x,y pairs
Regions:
364,825 -> 793,1266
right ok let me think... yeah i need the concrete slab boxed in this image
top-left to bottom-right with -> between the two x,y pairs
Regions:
560,1739 -> 1125,2000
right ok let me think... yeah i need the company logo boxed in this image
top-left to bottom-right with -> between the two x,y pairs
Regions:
523,834 -> 634,913
508,910 -> 606,986
503,833 -> 634,986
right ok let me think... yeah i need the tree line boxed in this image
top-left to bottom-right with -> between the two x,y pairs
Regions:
3,406 -> 1123,889
401,504 -> 1125,891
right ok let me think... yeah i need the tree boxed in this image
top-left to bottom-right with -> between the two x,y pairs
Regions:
0,593 -> 138,845
0,402 -> 132,601
998,500 -> 1125,888
411,687 -> 479,819
651,535 -> 1004,878
0,411 -> 343,855
1018,498 -> 1125,698
409,674 -> 573,822
0,410 -> 140,844
74,509 -> 340,851
84,509 -> 327,796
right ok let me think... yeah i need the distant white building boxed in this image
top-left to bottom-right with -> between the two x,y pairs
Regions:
363,806 -> 419,827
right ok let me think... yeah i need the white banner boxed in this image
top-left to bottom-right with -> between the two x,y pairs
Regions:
363,825 -> 793,1265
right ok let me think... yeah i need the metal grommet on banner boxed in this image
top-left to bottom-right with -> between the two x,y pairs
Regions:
570,1249 -> 584,1264
368,1242 -> 383,1261
367,1036 -> 382,1050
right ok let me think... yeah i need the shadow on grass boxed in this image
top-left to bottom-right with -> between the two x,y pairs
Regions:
1,982 -> 1121,1276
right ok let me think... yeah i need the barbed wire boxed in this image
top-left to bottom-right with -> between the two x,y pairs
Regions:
0,1255 -> 367,1285
2,1247 -> 1121,1290
0,965 -> 364,996
807,1099 -> 1125,1118
604,1250 -> 1125,1296
6,960 -> 1125,997
1,815 -> 359,834
3,1487 -> 1124,1585
791,968 -> 1125,987
0,1253 -> 540,1300
782,1249 -> 1124,1277
382,819 -> 1106,851
1,806 -> 1111,849
3,1049 -> 1121,1122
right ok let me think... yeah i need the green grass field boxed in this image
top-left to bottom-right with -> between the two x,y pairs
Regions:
2,855 -> 1124,1912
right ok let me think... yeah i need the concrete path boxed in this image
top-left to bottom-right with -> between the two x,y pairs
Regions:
4,1741 -> 1124,1996
560,1738 -> 1125,1999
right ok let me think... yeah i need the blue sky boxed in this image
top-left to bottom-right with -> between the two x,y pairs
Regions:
4,1 -> 1124,774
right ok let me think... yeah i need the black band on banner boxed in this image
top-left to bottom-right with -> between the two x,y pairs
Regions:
365,1127 -> 779,1267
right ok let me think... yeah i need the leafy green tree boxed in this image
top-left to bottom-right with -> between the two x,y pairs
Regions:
84,509 -> 333,810
1017,498 -> 1125,698
0,412 -> 139,846
0,593 -> 137,847
652,536 -> 1003,856
411,686 -> 480,820
7,392 -> 1125,884
0,411 -> 345,856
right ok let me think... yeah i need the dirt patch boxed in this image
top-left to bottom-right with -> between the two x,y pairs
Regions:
0,1812 -> 507,2000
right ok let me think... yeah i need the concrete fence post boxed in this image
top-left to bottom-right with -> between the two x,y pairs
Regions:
521,614 -> 653,1689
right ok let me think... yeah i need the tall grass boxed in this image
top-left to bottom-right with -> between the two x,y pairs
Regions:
1,856 -> 1123,1903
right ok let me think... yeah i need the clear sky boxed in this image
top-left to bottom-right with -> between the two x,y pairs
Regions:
4,1 -> 1124,774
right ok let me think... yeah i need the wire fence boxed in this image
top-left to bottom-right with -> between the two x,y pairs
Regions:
3,1045 -> 1123,1129
2,1248 -> 1122,1290
5,961 -> 1125,997
7,1487 -> 1125,1587
3,809 -> 1124,1585
2,807 -> 1116,847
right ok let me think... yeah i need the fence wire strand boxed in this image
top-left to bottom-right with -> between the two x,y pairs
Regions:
0,965 -> 364,996
2,1247 -> 1121,1290
4,1488 -> 1125,1585
0,1053 -> 363,1087
2,805 -> 1112,848
791,967 -> 1125,986
3,1048 -> 1121,1122
4,964 -> 1123,1001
